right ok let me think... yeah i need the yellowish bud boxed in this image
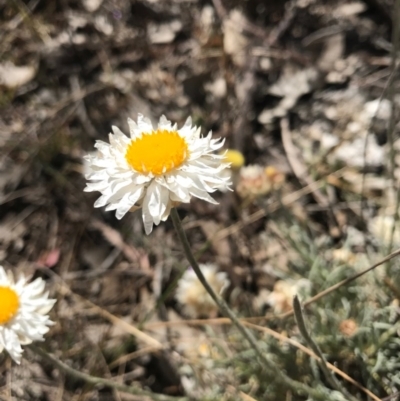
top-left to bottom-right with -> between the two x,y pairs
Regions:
223,149 -> 245,169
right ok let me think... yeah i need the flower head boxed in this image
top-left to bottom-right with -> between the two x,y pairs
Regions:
339,319 -> 358,337
84,114 -> 231,234
0,266 -> 55,363
236,164 -> 284,200
254,279 -> 311,314
176,264 -> 229,318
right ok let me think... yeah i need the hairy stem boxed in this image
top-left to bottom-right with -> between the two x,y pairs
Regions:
293,296 -> 358,401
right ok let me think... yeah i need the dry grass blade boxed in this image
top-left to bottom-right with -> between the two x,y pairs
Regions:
90,219 -> 149,268
226,385 -> 259,401
239,393 -> 258,401
51,271 -> 163,349
109,346 -> 162,369
280,117 -> 329,207
86,301 -> 163,349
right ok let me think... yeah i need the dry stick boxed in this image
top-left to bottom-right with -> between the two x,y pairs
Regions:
29,345 -> 187,401
267,0 -> 296,46
280,117 -> 342,237
293,296 -> 358,401
47,269 -> 163,349
170,208 -> 337,401
109,346 -> 160,369
89,301 -> 162,349
280,117 -> 330,208
280,247 -> 400,320
41,267 -> 164,359
226,385 -> 258,401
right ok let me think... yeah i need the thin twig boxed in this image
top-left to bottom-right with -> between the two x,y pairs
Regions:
29,345 -> 187,401
280,247 -> 400,319
171,208 -> 337,401
280,117 -> 341,236
267,0 -> 296,46
40,267 -> 163,349
293,296 -> 358,401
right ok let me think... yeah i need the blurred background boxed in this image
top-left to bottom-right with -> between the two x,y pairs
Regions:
1,0 -> 400,400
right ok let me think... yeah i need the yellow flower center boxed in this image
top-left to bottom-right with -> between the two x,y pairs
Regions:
0,286 -> 19,325
125,129 -> 189,175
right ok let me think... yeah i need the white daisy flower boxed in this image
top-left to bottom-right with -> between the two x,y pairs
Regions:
176,264 -> 229,318
84,114 -> 231,234
0,266 -> 55,364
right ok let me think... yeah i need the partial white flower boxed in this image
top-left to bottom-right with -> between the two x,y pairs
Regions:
0,266 -> 55,364
176,264 -> 229,318
84,114 -> 231,234
254,279 -> 311,314
369,215 -> 400,247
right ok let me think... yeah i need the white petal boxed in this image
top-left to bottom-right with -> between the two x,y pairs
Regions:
128,118 -> 142,139
111,126 -> 128,141
115,187 -> 144,219
146,181 -> 169,225
94,194 -> 110,208
189,186 -> 218,204
137,114 -> 153,132
115,192 -> 133,219
142,196 -> 154,235
158,115 -> 173,130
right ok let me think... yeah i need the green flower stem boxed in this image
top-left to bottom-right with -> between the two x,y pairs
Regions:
293,296 -> 358,401
170,208 -> 337,401
30,345 -> 187,401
